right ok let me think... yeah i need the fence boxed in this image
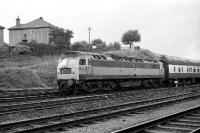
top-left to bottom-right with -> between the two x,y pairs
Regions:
0,50 -> 67,65
0,50 -> 65,59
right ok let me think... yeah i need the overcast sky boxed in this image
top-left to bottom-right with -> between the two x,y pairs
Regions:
1,0 -> 200,59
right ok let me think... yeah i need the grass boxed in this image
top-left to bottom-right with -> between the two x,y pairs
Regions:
0,55 -> 59,90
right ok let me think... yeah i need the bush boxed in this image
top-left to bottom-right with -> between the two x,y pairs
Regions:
11,45 -> 32,56
0,45 -> 9,57
20,41 -> 56,56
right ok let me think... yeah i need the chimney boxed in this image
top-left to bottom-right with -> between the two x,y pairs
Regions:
0,26 -> 5,43
16,16 -> 20,26
39,17 -> 43,20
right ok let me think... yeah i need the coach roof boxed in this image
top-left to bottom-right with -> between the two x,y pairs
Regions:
162,55 -> 200,66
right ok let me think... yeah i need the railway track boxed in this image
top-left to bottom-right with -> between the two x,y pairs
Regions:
1,92 -> 200,133
112,106 -> 200,133
0,87 -> 196,115
0,88 -> 60,103
0,89 -> 166,115
0,88 -> 58,98
0,85 -> 198,103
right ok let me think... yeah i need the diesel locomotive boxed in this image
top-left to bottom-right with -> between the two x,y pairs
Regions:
57,51 -> 200,94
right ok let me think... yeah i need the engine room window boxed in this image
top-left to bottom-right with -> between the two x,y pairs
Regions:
79,59 -> 86,65
174,66 -> 176,72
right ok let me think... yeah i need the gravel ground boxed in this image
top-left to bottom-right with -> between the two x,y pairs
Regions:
63,98 -> 200,133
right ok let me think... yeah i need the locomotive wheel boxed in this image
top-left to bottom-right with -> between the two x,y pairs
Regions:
110,81 -> 117,90
102,81 -> 111,91
81,82 -> 92,93
151,80 -> 159,88
75,85 -> 87,95
96,81 -> 103,91
59,82 -> 68,95
142,80 -> 151,88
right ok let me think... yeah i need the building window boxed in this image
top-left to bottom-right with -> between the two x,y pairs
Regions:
22,34 -> 28,43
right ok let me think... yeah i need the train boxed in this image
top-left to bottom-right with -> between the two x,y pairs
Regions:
57,51 -> 200,94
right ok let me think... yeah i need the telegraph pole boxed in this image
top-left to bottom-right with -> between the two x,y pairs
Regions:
88,27 -> 92,45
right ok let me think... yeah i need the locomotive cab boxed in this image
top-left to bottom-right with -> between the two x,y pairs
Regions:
57,57 -> 79,80
57,57 -> 80,93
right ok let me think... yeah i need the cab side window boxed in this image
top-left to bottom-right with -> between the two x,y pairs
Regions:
79,59 -> 86,65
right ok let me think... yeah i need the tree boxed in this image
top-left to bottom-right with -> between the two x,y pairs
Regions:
113,42 -> 121,50
106,42 -> 121,51
121,30 -> 141,49
91,38 -> 106,46
72,41 -> 93,52
49,27 -> 73,50
91,38 -> 106,51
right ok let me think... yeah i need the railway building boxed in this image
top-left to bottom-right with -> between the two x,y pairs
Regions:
8,17 -> 55,45
0,25 -> 8,46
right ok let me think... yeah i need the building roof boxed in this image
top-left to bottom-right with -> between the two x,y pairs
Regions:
0,25 -> 5,29
8,17 -> 55,30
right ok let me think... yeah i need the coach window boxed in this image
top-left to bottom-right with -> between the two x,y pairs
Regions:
79,59 -> 86,65
194,68 -> 196,73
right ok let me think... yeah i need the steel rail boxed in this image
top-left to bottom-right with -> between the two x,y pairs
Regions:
112,106 -> 200,133
0,91 -> 195,115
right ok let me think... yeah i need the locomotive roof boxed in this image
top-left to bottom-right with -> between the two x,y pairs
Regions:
62,51 -> 105,57
62,51 -> 159,63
